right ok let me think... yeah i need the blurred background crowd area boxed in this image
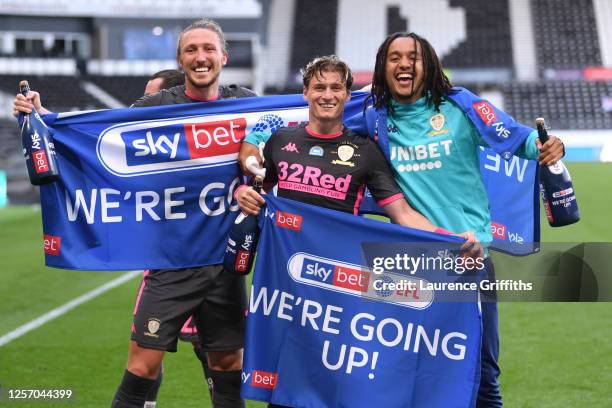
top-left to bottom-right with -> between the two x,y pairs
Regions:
0,0 -> 611,204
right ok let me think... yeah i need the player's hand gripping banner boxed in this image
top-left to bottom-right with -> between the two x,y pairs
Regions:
242,195 -> 481,408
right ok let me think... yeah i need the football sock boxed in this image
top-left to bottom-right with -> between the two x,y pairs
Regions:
111,369 -> 156,408
208,369 -> 245,408
143,365 -> 163,407
193,346 -> 214,398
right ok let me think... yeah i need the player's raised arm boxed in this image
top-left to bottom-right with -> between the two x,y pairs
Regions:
12,88 -> 51,117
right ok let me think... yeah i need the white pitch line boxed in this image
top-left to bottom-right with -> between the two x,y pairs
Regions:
0,270 -> 141,347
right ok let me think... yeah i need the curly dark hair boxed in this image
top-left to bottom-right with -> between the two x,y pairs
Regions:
370,32 -> 453,111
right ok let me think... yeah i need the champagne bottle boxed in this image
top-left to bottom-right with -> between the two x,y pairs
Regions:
223,176 -> 263,274
19,80 -> 60,185
536,118 -> 579,227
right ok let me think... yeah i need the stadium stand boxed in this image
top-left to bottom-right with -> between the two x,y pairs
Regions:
387,6 -> 408,35
503,80 -> 612,130
87,75 -> 149,107
290,0 -> 338,75
0,119 -> 19,170
531,0 -> 602,70
263,0 -> 297,92
0,75 -> 106,112
442,0 -> 514,68
0,118 -> 39,204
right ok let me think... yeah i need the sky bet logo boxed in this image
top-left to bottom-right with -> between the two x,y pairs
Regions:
289,253 -> 369,294
473,101 -> 510,139
303,258 -> 334,282
97,115 -> 247,176
98,109 -> 311,176
287,253 -> 433,309
33,150 -> 49,173
121,118 -> 246,166
29,131 -> 50,173
246,370 -> 278,390
43,234 -> 61,256
275,211 -> 303,231
302,258 -> 369,292
491,221 -> 524,243
474,101 -> 497,126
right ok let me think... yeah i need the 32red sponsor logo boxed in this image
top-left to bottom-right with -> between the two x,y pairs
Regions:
277,162 -> 351,193
276,211 -> 303,231
251,370 -> 277,389
473,101 -> 497,126
33,150 -> 49,173
43,234 -> 61,255
491,222 -> 506,240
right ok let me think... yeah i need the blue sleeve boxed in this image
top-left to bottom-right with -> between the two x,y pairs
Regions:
469,122 -> 539,161
447,88 -> 533,159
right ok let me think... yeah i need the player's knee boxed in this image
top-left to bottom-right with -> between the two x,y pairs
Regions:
207,348 -> 243,371
127,342 -> 164,379
126,361 -> 161,379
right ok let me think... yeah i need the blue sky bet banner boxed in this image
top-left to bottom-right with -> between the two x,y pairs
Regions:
242,195 -> 481,408
39,90 -> 538,269
40,94 -> 368,270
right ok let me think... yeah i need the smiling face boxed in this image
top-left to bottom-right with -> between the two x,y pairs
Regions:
384,36 -> 424,104
303,69 -> 350,129
177,28 -> 227,92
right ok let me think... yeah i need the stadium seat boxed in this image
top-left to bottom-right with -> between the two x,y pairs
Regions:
87,75 -> 150,107
502,81 -> 612,129
0,75 -> 107,112
531,0 -> 602,70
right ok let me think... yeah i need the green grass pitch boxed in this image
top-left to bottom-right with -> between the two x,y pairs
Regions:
0,162 -> 610,407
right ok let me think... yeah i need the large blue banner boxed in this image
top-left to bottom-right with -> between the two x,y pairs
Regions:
242,195 -> 481,408
38,91 -> 538,269
38,94 -> 368,270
